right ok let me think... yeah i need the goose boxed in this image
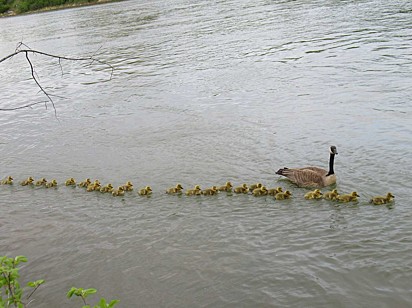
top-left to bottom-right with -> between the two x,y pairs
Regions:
234,184 -> 248,194
138,186 -> 152,196
20,177 -> 34,186
304,189 -> 323,200
166,184 -> 184,194
275,190 -> 292,200
217,182 -> 233,192
323,189 -> 339,200
370,192 -> 394,205
1,176 -> 13,185
337,191 -> 359,202
267,187 -> 283,196
276,145 -> 338,188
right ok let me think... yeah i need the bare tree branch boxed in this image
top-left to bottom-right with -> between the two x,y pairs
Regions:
0,42 -> 114,117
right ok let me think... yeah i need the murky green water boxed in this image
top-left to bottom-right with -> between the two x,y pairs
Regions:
1,0 -> 412,306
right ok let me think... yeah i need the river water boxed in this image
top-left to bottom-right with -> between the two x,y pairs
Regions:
1,0 -> 412,307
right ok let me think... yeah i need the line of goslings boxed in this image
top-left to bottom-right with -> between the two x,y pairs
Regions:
0,177 -> 394,204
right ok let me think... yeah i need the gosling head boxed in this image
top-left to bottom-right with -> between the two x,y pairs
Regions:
351,192 -> 360,197
387,192 -> 395,198
177,184 -> 183,189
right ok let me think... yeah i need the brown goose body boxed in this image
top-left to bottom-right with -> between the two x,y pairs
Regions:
276,146 -> 338,188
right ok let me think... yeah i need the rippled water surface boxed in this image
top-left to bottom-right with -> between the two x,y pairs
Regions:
1,0 -> 412,307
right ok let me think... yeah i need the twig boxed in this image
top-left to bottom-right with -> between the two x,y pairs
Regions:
0,42 -> 114,117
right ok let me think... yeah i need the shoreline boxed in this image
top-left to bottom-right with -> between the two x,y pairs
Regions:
0,0 -> 124,18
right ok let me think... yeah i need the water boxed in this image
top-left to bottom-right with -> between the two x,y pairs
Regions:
1,0 -> 412,306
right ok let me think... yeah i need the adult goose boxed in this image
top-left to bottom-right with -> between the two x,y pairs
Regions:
275,145 -> 338,188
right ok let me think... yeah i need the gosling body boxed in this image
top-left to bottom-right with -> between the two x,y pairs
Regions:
370,192 -> 394,205
217,182 -> 233,192
138,186 -> 152,196
275,190 -> 292,200
45,179 -> 58,188
20,177 -> 34,186
65,178 -> 76,186
323,189 -> 339,200
166,184 -> 184,194
234,184 -> 248,194
1,176 -> 13,185
304,189 -> 323,200
337,192 -> 359,202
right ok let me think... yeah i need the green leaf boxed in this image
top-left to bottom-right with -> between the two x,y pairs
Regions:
14,256 -> 27,265
27,279 -> 44,288
108,299 -> 120,307
67,287 -> 77,298
83,288 -> 97,296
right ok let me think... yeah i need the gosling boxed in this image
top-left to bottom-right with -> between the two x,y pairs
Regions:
186,185 -> 202,196
217,182 -> 233,192
78,178 -> 91,188
275,190 -> 292,200
203,186 -> 218,195
323,189 -> 339,201
86,180 -> 101,192
100,183 -> 114,193
122,181 -> 134,191
35,178 -> 47,186
249,183 -> 262,192
45,179 -> 58,188
337,192 -> 360,202
20,177 -> 34,186
267,187 -> 283,196
253,186 -> 268,196
304,189 -> 323,200
1,176 -> 13,185
138,186 -> 152,196
112,186 -> 125,196
234,184 -> 248,194
166,184 -> 184,194
65,178 -> 76,186
370,192 -> 395,205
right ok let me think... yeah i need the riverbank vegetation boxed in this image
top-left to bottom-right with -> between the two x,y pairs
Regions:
1,255 -> 119,307
0,0 -> 117,16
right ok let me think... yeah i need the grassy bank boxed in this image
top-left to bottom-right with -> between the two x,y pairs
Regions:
0,0 -> 122,17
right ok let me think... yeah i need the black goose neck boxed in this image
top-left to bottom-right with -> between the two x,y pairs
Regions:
326,153 -> 335,176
